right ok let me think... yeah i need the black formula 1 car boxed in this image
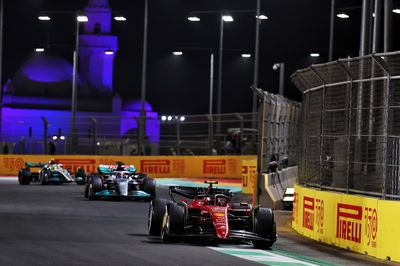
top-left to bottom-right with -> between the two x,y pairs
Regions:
148,181 -> 277,249
84,162 -> 156,201
18,160 -> 87,185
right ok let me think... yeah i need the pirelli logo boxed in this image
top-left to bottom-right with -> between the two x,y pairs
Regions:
336,203 -> 362,243
140,160 -> 170,174
203,160 -> 226,174
302,196 -> 314,230
54,159 -> 96,173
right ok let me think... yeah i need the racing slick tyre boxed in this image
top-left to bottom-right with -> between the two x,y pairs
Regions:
40,170 -> 50,185
143,178 -> 156,201
252,208 -> 276,249
148,199 -> 172,235
18,168 -> 32,185
161,203 -> 185,242
75,168 -> 87,185
88,176 -> 103,200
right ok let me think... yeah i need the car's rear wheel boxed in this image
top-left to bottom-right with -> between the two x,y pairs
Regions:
18,168 -> 31,185
148,199 -> 171,235
143,178 -> 156,200
75,168 -> 86,185
161,203 -> 185,242
252,208 -> 276,249
88,176 -> 103,200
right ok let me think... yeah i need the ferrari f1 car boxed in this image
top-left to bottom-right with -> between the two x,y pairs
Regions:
148,181 -> 277,249
18,160 -> 87,185
84,162 -> 156,201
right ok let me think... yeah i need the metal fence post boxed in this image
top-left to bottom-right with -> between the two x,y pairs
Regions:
91,117 -> 97,155
337,59 -> 354,194
208,115 -> 214,155
176,121 -> 181,155
41,116 -> 48,155
310,67 -> 326,189
235,113 -> 244,154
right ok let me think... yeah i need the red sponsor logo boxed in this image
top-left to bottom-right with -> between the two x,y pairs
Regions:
292,192 -> 298,223
315,199 -> 324,234
141,160 -> 170,174
364,207 -> 378,248
55,159 -> 96,173
336,203 -> 362,243
303,196 -> 314,230
3,157 -> 25,172
203,160 -> 226,174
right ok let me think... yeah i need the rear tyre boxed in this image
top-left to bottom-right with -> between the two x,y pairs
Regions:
88,176 -> 103,200
252,208 -> 276,249
18,168 -> 32,185
75,168 -> 86,185
148,199 -> 171,235
143,178 -> 156,200
161,203 -> 185,242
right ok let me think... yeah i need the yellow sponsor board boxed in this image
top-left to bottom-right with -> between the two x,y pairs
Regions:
292,184 -> 400,262
241,159 -> 257,195
0,154 -> 256,179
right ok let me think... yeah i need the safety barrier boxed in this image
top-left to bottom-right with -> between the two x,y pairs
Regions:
0,154 -> 256,179
292,184 -> 400,263
258,167 -> 297,209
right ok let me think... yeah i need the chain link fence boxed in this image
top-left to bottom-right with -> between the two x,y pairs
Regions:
253,87 -> 302,173
291,51 -> 400,200
0,113 -> 259,156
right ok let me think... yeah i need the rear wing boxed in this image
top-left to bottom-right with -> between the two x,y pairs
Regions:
169,186 -> 233,201
25,162 -> 47,168
98,164 -> 136,174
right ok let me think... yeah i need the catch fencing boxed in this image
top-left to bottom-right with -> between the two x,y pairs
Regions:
291,51 -> 400,199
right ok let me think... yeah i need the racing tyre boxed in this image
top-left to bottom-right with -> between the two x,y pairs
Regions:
18,168 -> 32,185
161,203 -> 185,242
148,199 -> 172,235
252,208 -> 276,249
143,178 -> 156,201
75,168 -> 86,185
41,170 -> 50,185
88,176 -> 103,200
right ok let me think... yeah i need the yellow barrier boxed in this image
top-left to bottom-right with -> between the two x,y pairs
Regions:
292,184 -> 400,262
0,155 -> 256,179
241,159 -> 257,195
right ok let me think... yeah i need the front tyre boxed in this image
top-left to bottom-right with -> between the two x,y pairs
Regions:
252,208 -> 276,249
148,199 -> 171,235
75,168 -> 87,185
88,176 -> 103,200
143,178 -> 156,200
161,203 -> 185,242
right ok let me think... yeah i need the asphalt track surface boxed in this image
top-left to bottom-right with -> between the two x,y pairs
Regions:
0,179 -> 397,266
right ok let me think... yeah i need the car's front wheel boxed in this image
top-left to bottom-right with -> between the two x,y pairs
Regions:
252,208 -> 276,249
88,176 -> 103,200
148,199 -> 171,235
160,203 -> 185,242
18,168 -> 32,185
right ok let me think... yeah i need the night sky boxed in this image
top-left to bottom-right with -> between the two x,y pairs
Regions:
3,0 -> 400,115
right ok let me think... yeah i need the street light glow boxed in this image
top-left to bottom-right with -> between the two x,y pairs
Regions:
104,50 -> 114,55
337,13 -> 349,19
77,16 -> 88,22
393,9 -> 400,14
38,16 -> 51,21
172,51 -> 183,56
114,16 -> 127,21
161,116 -> 167,121
52,136 -> 58,140
167,116 -> 173,121
241,54 -> 251,58
310,53 -> 320,57
35,48 -> 45,52
60,136 -> 66,140
256,14 -> 268,20
222,15 -> 234,22
180,116 -> 186,122
188,16 -> 200,22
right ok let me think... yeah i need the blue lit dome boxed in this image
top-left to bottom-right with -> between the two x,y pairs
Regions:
122,99 -> 153,112
13,54 -> 81,97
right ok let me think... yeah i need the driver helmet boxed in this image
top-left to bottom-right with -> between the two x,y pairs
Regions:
206,196 -> 214,205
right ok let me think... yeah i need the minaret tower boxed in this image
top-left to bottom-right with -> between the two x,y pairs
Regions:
79,0 -> 118,94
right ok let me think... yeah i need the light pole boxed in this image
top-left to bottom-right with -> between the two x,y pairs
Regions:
0,0 -> 3,142
138,0 -> 149,156
272,62 -> 285,96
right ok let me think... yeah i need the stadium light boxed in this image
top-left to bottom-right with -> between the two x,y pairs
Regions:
337,13 -> 349,19
222,15 -> 234,22
172,51 -> 183,56
77,15 -> 88,22
188,16 -> 200,22
241,54 -> 251,58
35,48 -> 45,52
310,53 -> 320,57
114,16 -> 127,21
38,16 -> 51,21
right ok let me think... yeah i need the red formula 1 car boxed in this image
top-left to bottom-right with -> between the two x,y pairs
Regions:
148,181 -> 276,249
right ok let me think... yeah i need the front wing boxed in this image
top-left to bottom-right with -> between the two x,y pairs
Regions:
95,190 -> 152,198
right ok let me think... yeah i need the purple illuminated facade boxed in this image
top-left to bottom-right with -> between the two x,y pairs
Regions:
0,0 -> 160,154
